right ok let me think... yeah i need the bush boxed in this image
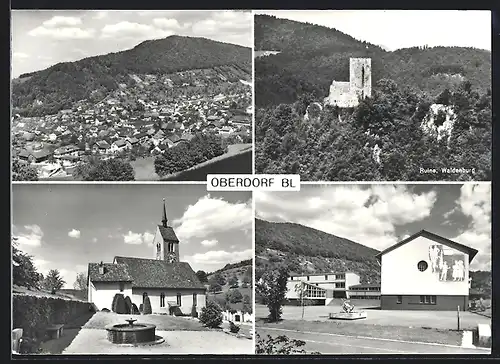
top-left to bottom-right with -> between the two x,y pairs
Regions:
255,333 -> 308,355
191,305 -> 198,318
139,303 -> 144,313
199,300 -> 223,328
111,294 -> 120,313
131,303 -> 140,315
112,293 -> 127,314
229,321 -> 240,334
124,296 -> 132,314
12,294 -> 91,340
19,337 -> 42,354
143,296 -> 152,315
101,308 -> 110,312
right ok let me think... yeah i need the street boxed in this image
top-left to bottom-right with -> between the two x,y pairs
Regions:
257,327 -> 491,355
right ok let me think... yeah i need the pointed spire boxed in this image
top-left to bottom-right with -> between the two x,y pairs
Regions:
161,198 -> 168,227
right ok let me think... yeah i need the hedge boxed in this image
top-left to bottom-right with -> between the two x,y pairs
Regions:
12,294 -> 93,339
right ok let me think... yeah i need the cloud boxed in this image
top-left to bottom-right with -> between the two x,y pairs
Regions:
28,26 -> 96,39
123,231 -> 154,245
92,237 -> 98,243
152,18 -> 182,29
43,16 -> 82,27
191,11 -> 251,35
452,184 -> 491,270
13,52 -> 29,59
184,248 -> 253,266
100,21 -> 174,40
15,225 -> 43,247
256,185 -> 437,251
173,195 -> 252,241
200,239 -> 218,247
68,229 -> 81,239
93,11 -> 108,20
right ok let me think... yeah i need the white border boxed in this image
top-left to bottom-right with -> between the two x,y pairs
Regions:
251,186 -> 256,352
251,11 -> 256,175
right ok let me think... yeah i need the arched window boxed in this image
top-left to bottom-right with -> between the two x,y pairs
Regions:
160,293 -> 165,308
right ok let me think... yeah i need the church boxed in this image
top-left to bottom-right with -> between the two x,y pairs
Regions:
377,230 -> 478,311
87,199 -> 207,314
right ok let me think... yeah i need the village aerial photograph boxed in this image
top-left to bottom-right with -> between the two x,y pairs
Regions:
11,10 -> 253,181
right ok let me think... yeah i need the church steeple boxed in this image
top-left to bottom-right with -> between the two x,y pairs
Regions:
161,198 -> 168,227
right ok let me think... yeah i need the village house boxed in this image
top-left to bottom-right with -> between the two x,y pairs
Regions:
92,140 -> 111,155
110,139 -> 129,153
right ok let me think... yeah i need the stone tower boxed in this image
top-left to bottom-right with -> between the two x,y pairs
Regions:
153,198 -> 180,263
349,58 -> 372,100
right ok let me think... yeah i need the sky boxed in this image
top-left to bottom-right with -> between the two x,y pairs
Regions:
11,10 -> 252,78
12,184 -> 252,288
255,183 -> 491,271
255,10 -> 491,52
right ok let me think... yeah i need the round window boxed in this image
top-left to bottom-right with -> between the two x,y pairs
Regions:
417,260 -> 428,272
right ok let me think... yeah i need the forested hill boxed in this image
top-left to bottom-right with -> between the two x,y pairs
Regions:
12,35 -> 252,115
255,14 -> 491,108
255,218 -> 381,284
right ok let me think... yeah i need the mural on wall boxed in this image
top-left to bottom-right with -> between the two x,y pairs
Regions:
428,244 -> 466,282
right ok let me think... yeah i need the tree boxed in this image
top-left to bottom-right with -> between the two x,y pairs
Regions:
294,280 -> 309,320
195,270 -> 208,284
12,237 -> 42,289
243,294 -> 251,305
209,282 -> 222,293
12,159 -> 38,181
143,295 -> 152,314
255,334 -> 308,355
226,288 -> 243,304
256,266 -> 289,322
73,272 -> 88,291
228,275 -> 239,288
74,158 -> 135,181
42,269 -> 65,294
214,272 -> 226,287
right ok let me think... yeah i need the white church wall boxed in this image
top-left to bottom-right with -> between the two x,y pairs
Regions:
132,288 -> 206,314
381,236 -> 469,296
89,281 -> 133,311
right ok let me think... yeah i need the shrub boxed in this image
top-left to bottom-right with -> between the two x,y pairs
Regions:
111,294 -> 120,313
199,300 -> 223,328
19,337 -> 42,354
229,321 -> 240,334
143,296 -> 152,315
131,303 -> 140,315
101,308 -> 110,312
111,293 -> 125,313
255,334 -> 308,355
124,296 -> 132,314
191,305 -> 198,318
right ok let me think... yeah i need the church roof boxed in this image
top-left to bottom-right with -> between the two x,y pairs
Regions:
375,230 -> 479,263
88,263 -> 133,282
158,225 -> 179,242
114,256 -> 205,289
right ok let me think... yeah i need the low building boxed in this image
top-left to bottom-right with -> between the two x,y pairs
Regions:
376,230 -> 478,311
347,284 -> 381,299
285,272 -> 360,305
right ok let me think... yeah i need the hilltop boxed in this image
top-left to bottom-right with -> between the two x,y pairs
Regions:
255,218 -> 381,284
207,259 -> 252,289
12,35 -> 252,117
255,14 -> 491,107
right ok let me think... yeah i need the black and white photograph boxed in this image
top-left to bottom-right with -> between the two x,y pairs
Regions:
11,10 -> 253,182
254,183 -> 491,354
11,184 -> 253,354
254,10 -> 492,181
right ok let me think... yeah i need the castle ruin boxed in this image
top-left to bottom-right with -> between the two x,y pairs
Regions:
324,58 -> 372,108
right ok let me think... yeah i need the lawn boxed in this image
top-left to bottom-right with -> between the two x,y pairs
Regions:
130,157 -> 159,181
83,312 -> 210,331
256,318 -> 463,346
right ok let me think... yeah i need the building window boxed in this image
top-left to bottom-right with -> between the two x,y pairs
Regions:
306,276 -> 310,281
337,274 -> 345,280
160,293 -> 165,308
397,295 -> 402,304
325,275 -> 328,280
337,282 -> 345,288
119,282 -> 124,292
417,261 -> 428,272
420,295 -> 436,305
193,293 -> 197,305
176,293 -> 181,306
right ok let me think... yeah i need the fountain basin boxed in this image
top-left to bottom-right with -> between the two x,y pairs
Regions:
105,323 -> 157,344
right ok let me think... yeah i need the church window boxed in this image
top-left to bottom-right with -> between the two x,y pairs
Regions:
160,293 -> 165,308
417,261 -> 428,272
119,282 -> 124,292
156,243 -> 161,252
176,293 -> 182,306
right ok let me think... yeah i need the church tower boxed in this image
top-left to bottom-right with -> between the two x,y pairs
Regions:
349,58 -> 372,100
152,198 -> 180,263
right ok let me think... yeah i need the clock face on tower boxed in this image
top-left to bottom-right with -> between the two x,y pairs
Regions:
167,252 -> 177,263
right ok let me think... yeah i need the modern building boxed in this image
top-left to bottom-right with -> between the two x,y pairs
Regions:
88,199 -> 206,314
376,230 -> 478,311
347,284 -> 381,299
285,272 -> 360,305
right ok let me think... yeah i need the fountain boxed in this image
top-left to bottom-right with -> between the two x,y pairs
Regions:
329,299 -> 367,320
105,318 -> 164,345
